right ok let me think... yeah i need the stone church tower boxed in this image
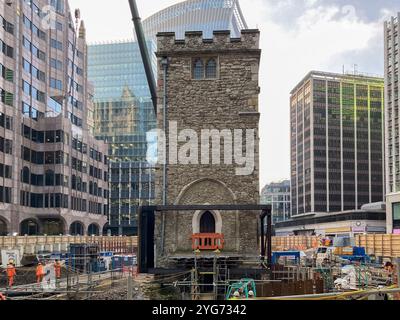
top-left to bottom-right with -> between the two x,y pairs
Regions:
154,30 -> 261,268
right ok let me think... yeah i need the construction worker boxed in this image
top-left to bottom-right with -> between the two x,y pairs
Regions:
384,262 -> 395,286
248,290 -> 255,299
0,292 -> 6,300
36,262 -> 45,284
6,263 -> 16,288
54,260 -> 62,279
229,291 -> 240,300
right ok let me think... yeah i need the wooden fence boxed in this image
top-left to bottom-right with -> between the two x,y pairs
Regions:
272,235 -> 400,258
0,236 -> 138,254
272,236 -> 320,251
356,234 -> 400,258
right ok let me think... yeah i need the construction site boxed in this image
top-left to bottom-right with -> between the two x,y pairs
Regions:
0,0 -> 399,304
1,232 -> 400,301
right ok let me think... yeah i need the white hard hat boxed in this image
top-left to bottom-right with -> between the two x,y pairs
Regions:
248,290 -> 254,296
233,291 -> 240,297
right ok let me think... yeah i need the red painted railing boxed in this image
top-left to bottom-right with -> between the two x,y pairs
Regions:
191,233 -> 224,250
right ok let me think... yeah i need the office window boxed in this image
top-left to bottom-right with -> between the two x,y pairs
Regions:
56,21 -> 63,31
0,164 -> 12,179
45,170 -> 55,186
50,0 -> 65,14
22,81 -> 45,103
0,63 -> 13,82
0,39 -> 13,58
48,97 -> 62,114
0,186 -> 12,204
22,167 -> 30,184
1,15 -> 14,34
0,113 -> 13,130
393,203 -> 400,229
50,58 -> 63,70
50,78 -> 63,90
45,152 -> 55,164
50,38 -> 63,50
0,137 -> 12,155
0,88 -> 13,106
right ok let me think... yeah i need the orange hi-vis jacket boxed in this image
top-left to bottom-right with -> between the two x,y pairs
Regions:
6,265 -> 16,277
36,265 -> 44,276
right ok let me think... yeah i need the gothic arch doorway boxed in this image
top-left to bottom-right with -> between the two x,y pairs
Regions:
192,209 -> 222,234
200,211 -> 216,234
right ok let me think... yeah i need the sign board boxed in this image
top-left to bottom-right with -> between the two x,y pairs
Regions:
1,250 -> 21,268
366,226 -> 386,233
352,226 -> 366,233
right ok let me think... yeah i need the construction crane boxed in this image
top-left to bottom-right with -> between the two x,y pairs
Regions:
127,0 -> 157,113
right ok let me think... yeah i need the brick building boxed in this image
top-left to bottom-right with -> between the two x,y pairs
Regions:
153,30 -> 261,268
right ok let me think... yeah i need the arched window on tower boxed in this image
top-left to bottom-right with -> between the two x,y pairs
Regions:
193,58 -> 204,79
205,58 -> 217,79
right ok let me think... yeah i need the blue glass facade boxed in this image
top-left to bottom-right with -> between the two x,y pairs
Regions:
88,41 -> 156,235
142,0 -> 248,40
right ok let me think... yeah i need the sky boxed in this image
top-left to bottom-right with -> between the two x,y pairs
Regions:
68,0 -> 399,188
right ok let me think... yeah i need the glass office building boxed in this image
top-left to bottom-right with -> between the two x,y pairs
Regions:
88,41 -> 156,235
385,13 -> 400,234
290,71 -> 385,217
142,0 -> 248,40
261,181 -> 291,224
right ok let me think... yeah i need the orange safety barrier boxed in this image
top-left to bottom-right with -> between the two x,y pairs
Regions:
192,233 -> 224,251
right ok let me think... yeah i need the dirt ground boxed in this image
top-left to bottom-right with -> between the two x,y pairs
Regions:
86,279 -> 180,300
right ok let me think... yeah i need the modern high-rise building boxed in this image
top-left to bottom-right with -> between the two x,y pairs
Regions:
88,41 -> 156,235
142,0 -> 248,41
0,0 -> 109,236
261,180 -> 290,224
385,13 -> 400,234
88,0 -> 248,235
290,71 -> 385,217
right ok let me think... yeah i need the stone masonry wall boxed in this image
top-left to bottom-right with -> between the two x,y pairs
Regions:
154,30 -> 261,268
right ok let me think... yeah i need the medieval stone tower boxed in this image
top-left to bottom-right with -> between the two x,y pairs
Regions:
154,30 -> 261,268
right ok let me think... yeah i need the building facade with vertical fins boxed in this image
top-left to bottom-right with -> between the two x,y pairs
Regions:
290,71 -> 385,218
385,13 -> 400,234
0,0 -> 109,236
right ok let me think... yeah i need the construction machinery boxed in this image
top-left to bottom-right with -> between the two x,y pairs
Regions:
226,279 -> 257,300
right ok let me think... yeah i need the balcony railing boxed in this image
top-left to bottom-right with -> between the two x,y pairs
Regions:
191,233 -> 224,251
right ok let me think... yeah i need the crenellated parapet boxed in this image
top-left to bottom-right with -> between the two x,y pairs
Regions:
156,29 -> 260,55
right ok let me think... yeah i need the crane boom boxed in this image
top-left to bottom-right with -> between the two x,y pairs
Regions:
128,0 -> 157,113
